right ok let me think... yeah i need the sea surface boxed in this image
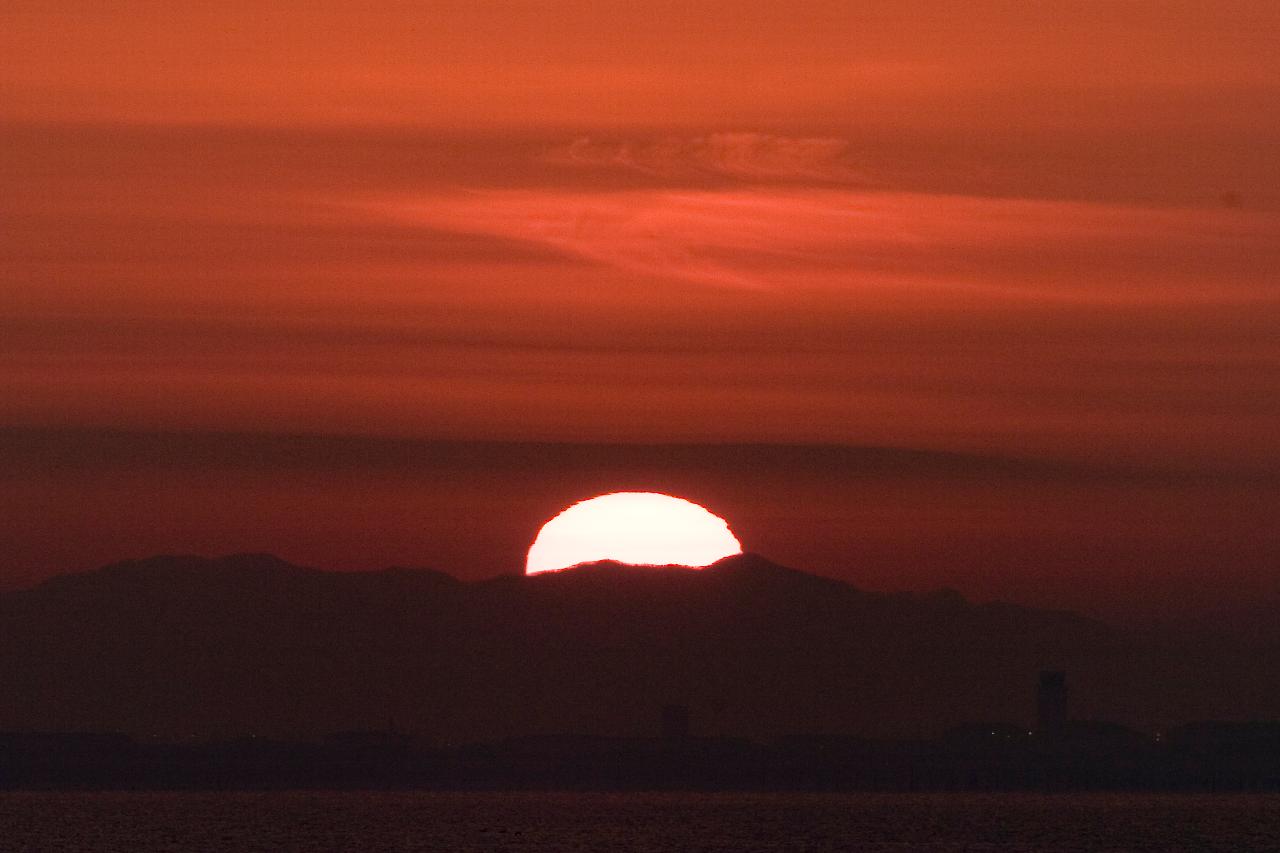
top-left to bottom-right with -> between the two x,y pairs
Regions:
1,791 -> 1278,852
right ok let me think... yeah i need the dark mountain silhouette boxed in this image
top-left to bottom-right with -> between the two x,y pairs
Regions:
0,553 -> 1274,743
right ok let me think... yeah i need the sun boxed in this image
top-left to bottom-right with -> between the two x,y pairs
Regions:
526,492 -> 742,574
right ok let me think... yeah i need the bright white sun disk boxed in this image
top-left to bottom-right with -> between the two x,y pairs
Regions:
526,492 -> 742,574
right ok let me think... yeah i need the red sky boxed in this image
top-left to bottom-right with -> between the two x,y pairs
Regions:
2,1 -> 1278,621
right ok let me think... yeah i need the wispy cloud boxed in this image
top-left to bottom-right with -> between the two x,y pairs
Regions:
383,188 -> 1280,296
545,134 -> 867,185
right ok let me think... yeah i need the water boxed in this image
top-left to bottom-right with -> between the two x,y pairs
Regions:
1,791 -> 1277,852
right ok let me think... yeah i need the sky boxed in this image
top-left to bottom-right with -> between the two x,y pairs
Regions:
2,1 -> 1278,622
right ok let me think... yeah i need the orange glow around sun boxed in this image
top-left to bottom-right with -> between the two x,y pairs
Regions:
525,492 -> 742,574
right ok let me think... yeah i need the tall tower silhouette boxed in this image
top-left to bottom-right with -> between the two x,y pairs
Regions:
1037,670 -> 1068,736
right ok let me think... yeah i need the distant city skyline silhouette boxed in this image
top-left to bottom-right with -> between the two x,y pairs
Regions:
3,556 -> 1279,792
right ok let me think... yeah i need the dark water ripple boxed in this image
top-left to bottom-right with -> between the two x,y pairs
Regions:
1,791 -> 1277,852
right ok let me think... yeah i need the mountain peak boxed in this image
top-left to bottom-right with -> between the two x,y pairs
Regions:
708,551 -> 807,575
0,549 -> 1245,743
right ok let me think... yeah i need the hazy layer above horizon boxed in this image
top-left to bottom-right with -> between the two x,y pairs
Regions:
2,427 -> 1277,626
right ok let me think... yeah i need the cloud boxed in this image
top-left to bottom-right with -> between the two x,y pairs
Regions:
545,134 -> 867,185
382,188 -> 1280,295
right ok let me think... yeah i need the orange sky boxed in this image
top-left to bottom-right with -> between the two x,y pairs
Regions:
2,1 -> 1278,616
5,1 -> 1279,132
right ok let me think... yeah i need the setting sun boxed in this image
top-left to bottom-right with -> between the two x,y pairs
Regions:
526,492 -> 742,574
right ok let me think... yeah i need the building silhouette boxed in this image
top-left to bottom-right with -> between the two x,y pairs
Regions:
1037,670 -> 1068,736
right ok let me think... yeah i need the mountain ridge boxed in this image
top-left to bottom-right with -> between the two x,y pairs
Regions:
0,552 -> 1272,742
11,551 -> 1110,627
